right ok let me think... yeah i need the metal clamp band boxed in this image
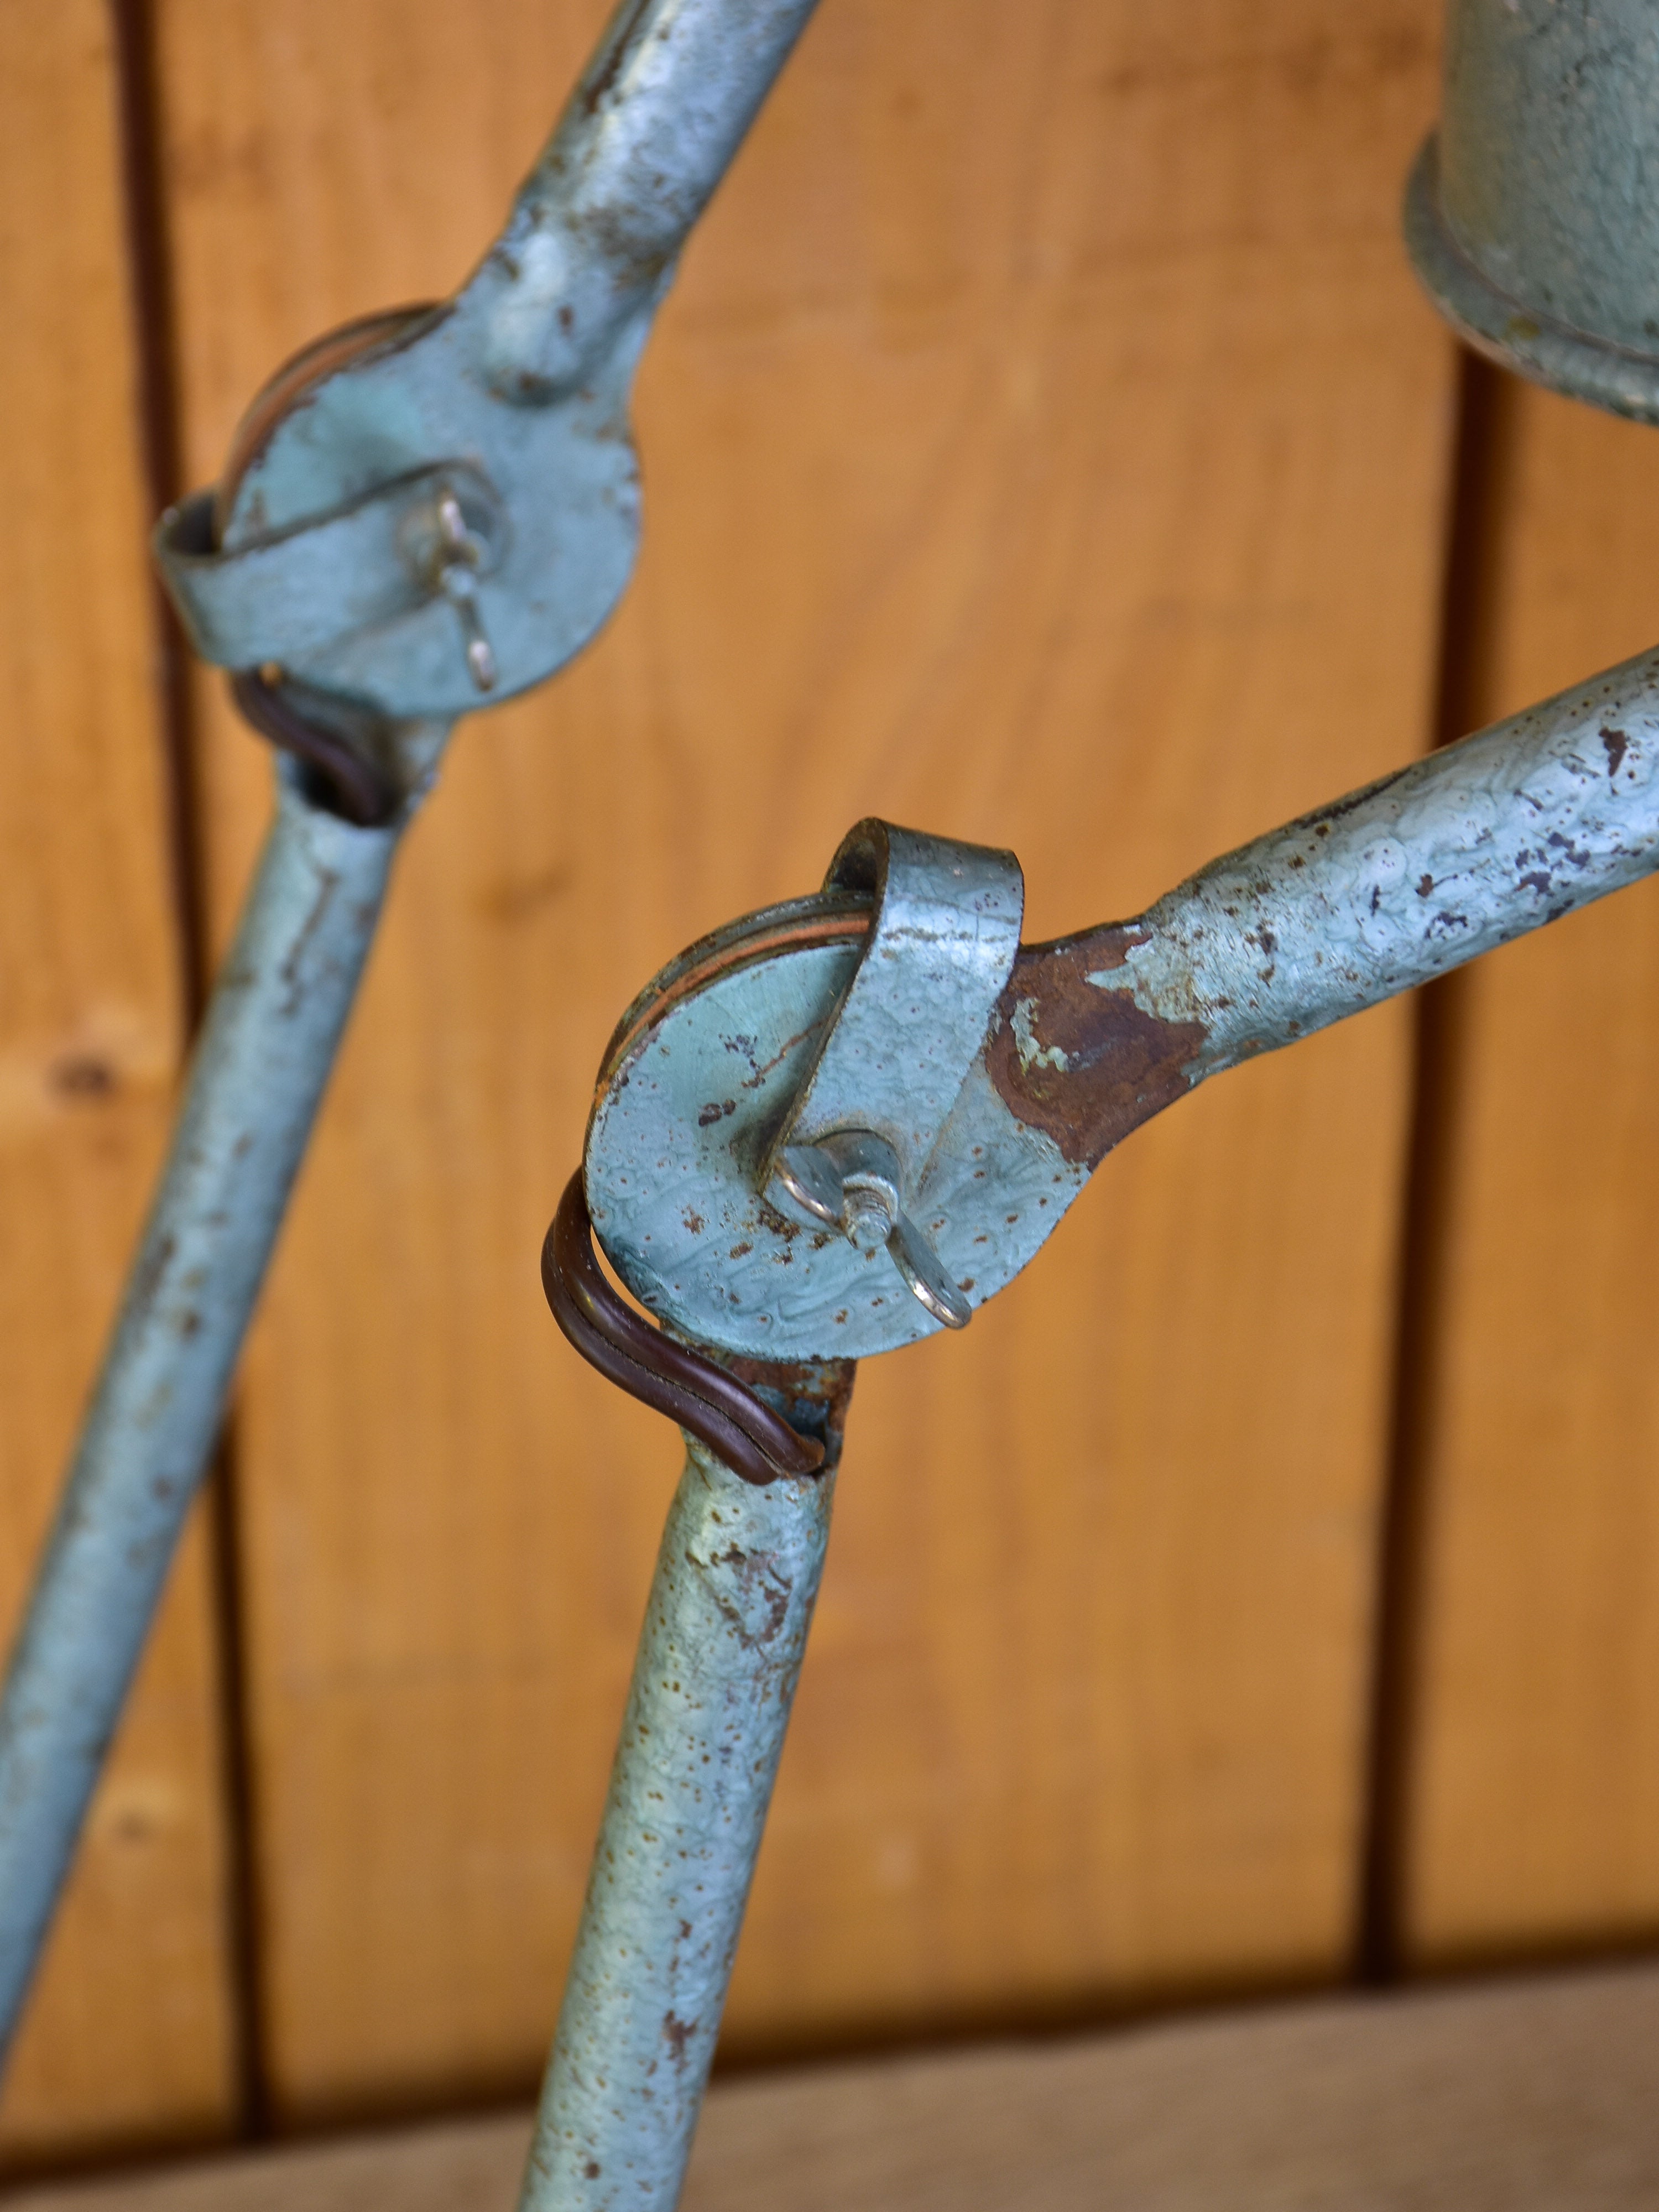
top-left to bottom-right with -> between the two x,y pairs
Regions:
761,818 -> 1022,1328
157,464 -> 507,680
771,819 -> 1023,1175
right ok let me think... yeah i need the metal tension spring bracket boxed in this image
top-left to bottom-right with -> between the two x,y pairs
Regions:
566,818 -> 1035,1378
560,644 -> 1659,1414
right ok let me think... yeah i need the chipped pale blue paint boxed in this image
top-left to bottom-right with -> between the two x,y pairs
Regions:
773,823 -> 1022,1171
520,1440 -> 833,2212
1112,646 -> 1659,1073
587,938 -> 1085,1362
0,760 -> 413,2049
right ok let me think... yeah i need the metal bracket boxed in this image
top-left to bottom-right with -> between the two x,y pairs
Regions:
763,821 -> 1022,1328
152,302 -> 647,721
584,821 -> 1051,1361
157,465 -> 508,683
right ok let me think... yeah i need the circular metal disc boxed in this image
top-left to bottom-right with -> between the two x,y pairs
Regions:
583,894 -> 1087,1360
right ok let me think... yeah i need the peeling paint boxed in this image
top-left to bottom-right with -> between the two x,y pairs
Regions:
0,763 -> 400,2040
525,1433 -> 837,2210
591,645 -> 1659,1363
1105,647 -> 1659,1079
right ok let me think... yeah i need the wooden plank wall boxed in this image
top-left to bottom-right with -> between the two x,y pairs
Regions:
2,0 -> 1657,2171
1397,380 -> 1659,1964
0,2 -> 234,2163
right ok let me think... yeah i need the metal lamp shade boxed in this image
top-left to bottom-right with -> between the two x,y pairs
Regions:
1406,0 -> 1659,423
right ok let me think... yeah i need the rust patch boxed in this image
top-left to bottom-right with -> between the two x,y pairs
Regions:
986,932 -> 1208,1168
1072,922 -> 1147,974
570,200 -> 674,295
721,1357 -> 858,1472
706,1546 -> 792,1647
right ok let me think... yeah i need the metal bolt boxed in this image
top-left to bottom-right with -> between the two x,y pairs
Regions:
774,1131 -> 970,1329
434,488 -> 497,692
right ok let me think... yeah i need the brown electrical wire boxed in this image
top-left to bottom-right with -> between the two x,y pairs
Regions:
229,667 -> 400,828
541,1172 -> 826,1486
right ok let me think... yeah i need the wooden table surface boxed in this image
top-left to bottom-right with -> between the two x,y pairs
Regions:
9,1962 -> 1657,2212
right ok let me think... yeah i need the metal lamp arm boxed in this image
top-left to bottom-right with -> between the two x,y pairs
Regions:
469,0 -> 821,397
992,645 -> 1659,1172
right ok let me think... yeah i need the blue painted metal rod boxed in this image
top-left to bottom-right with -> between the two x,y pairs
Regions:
0,761 -> 411,2050
519,1437 -> 835,2212
0,0 -> 829,2079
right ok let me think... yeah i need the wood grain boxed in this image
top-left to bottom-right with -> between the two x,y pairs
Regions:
154,0 -> 1454,2116
12,1964 -> 1659,2212
0,2 -> 235,2162
1400,379 -> 1659,1963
